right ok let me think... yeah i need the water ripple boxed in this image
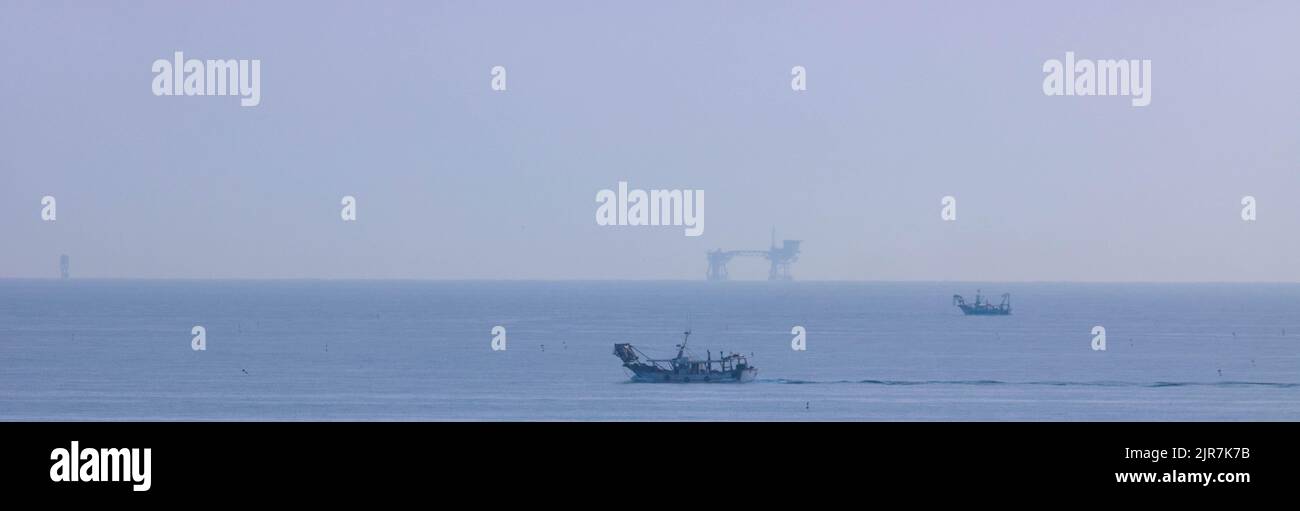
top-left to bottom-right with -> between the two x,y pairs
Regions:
761,379 -> 1300,389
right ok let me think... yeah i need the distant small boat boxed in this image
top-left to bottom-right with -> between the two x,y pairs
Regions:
953,290 -> 1011,316
613,331 -> 757,383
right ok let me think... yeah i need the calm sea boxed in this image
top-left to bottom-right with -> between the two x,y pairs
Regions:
2,280 -> 1297,420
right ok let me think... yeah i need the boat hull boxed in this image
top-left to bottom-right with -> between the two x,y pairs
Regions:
626,366 -> 758,383
957,305 -> 1011,316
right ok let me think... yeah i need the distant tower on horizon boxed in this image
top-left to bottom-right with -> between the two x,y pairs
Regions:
705,227 -> 802,281
60,254 -> 69,279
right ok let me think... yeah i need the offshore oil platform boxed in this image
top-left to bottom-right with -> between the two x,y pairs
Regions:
613,331 -> 757,383
707,228 -> 801,281
952,291 -> 1011,316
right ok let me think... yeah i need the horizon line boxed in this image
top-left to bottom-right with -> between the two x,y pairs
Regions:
2,277 -> 1299,285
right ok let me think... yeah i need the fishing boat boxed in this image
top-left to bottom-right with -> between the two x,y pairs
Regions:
613,331 -> 756,383
952,290 -> 1011,316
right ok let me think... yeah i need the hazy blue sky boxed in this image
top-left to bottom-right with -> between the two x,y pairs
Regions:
2,0 -> 1298,281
